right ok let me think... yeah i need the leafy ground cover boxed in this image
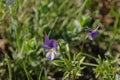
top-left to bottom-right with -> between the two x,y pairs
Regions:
0,0 -> 120,80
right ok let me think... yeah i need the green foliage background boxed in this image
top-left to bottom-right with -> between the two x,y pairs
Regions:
0,0 -> 120,80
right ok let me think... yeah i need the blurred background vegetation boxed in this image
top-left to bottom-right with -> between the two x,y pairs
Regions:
0,0 -> 120,80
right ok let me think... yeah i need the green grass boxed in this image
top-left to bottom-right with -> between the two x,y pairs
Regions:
0,0 -> 120,80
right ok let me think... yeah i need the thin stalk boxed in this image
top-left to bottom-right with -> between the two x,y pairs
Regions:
108,15 -> 119,52
44,67 -> 47,80
6,54 -> 12,80
74,0 -> 89,18
48,17 -> 58,36
58,43 -> 66,59
22,62 -> 33,80
58,0 -> 69,12
82,53 -> 97,60
82,62 -> 97,67
38,66 -> 43,80
80,34 -> 87,52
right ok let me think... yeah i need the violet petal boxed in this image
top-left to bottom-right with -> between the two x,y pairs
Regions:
49,40 -> 58,49
46,52 -> 55,60
52,40 -> 58,48
42,44 -> 51,49
88,31 -> 99,40
45,36 -> 50,44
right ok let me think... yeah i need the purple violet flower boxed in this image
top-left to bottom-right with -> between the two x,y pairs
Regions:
88,30 -> 99,40
88,23 -> 103,40
42,36 -> 58,60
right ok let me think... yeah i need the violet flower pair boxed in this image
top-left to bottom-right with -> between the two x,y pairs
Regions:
42,24 -> 103,60
42,36 -> 58,60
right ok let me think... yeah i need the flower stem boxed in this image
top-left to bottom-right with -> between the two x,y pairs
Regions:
22,62 -> 33,80
82,62 -> 97,67
6,54 -> 12,80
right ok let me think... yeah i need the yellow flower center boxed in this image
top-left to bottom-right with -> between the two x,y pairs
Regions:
50,49 -> 55,54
